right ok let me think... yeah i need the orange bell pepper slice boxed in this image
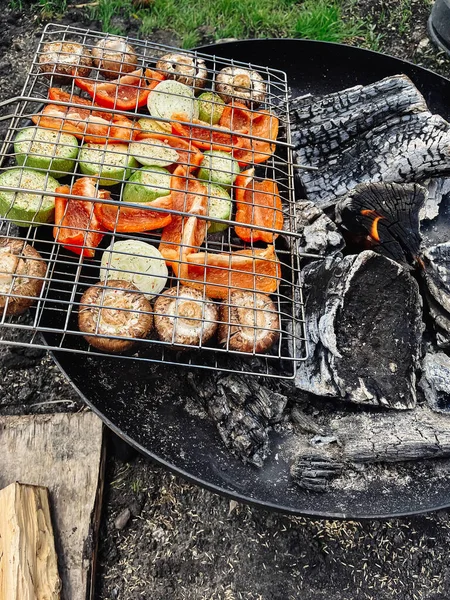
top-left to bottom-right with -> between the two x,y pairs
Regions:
134,131 -> 204,172
32,104 -> 139,144
53,178 -> 106,258
219,102 -> 254,131
159,165 -> 208,278
234,174 -> 284,244
223,108 -> 278,166
182,245 -> 281,299
94,195 -> 173,233
171,113 -> 244,152
75,68 -> 164,111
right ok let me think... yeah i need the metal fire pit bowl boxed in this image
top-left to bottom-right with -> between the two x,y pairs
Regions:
49,39 -> 450,519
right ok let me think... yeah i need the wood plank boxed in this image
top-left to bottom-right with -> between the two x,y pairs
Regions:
0,482 -> 61,600
0,412 -> 104,600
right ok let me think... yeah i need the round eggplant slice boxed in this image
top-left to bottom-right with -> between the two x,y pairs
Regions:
91,38 -> 138,79
219,291 -> 280,353
156,52 -> 208,89
154,286 -> 218,347
215,67 -> 266,107
78,280 -> 153,353
0,239 -> 46,316
39,41 -> 92,82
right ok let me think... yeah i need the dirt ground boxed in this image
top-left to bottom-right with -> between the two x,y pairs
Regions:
1,1 -> 450,599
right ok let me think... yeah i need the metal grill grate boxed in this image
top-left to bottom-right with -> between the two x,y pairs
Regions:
0,23 -> 312,379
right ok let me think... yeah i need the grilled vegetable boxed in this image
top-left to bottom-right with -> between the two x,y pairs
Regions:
53,178 -> 107,258
14,127 -> 78,178
154,286 -> 218,346
198,150 -> 240,188
198,92 -> 225,125
0,238 -> 46,316
122,167 -> 172,203
39,41 -> 92,82
79,143 -> 138,186
0,168 -> 59,226
156,52 -> 208,89
148,80 -> 199,122
219,291 -> 280,353
91,37 -> 137,79
171,113 -> 243,153
137,117 -> 171,135
207,185 -> 232,233
94,194 -> 173,233
129,138 -> 179,167
135,132 -> 204,171
78,280 -> 153,353
100,240 -> 168,298
215,67 -> 266,107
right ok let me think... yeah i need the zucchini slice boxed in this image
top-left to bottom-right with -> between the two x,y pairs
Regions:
79,143 -> 138,186
198,92 -> 225,125
207,184 -> 232,233
137,117 -> 171,134
100,240 -> 168,298
14,127 -> 79,178
122,166 -> 172,203
148,80 -> 199,122
0,168 -> 59,226
129,139 -> 179,167
198,150 -> 240,188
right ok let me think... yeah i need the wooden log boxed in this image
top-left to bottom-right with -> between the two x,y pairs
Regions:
0,412 -> 104,600
0,482 -> 61,600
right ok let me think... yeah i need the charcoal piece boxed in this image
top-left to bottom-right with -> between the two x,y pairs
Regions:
290,406 -> 325,435
291,75 -> 426,139
295,111 -> 450,208
437,329 -> 450,348
289,200 -> 345,256
421,189 -> 450,247
335,182 -> 426,265
188,372 -> 288,467
419,352 -> 450,413
290,450 -> 344,492
294,250 -> 423,409
420,177 -> 450,221
421,242 -> 450,314
425,290 -> 450,341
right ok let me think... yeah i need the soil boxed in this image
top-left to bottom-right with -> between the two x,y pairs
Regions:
1,1 -> 450,599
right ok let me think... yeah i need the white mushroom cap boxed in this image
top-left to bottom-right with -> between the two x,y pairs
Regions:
39,41 -> 92,82
215,67 -> 267,107
219,291 -> 279,353
154,286 -> 218,346
156,53 -> 208,89
92,38 -> 138,79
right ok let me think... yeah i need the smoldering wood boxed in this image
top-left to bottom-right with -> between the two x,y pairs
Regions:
290,405 -> 326,435
419,352 -> 450,413
420,189 -> 450,247
0,412 -> 105,600
421,241 -> 450,314
294,250 -> 423,409
287,200 -> 345,256
335,182 -> 426,264
420,177 -> 450,222
290,450 -> 345,492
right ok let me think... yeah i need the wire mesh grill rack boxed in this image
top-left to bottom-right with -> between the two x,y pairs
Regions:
0,22 -> 311,379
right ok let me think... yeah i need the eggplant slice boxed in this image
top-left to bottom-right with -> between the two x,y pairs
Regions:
78,280 -> 153,353
39,41 -> 92,82
215,66 -> 266,107
156,53 -> 208,89
0,239 -> 46,316
219,291 -> 280,353
154,286 -> 218,346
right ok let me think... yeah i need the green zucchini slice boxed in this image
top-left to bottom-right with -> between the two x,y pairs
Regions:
14,127 -> 79,178
207,184 -> 232,233
122,167 -> 172,203
79,143 -> 138,186
198,150 -> 240,188
148,80 -> 199,122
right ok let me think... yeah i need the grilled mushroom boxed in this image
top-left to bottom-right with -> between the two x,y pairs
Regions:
154,286 -> 218,346
215,67 -> 266,107
39,41 -> 92,82
78,280 -> 153,353
0,239 -> 46,316
92,38 -> 138,79
156,53 -> 208,89
219,291 -> 279,353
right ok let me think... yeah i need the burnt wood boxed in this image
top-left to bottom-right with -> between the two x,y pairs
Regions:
335,182 -> 426,264
295,250 -> 423,409
419,351 -> 450,413
422,241 -> 450,314
289,200 -> 345,256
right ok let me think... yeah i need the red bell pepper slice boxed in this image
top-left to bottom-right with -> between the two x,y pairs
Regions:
75,68 -> 164,112
171,113 -> 244,152
135,131 -> 204,171
32,103 -> 139,144
232,111 -> 279,166
234,174 -> 284,244
159,165 -> 208,277
53,178 -> 107,258
94,195 -> 173,233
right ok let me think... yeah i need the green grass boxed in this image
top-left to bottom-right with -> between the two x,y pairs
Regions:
139,0 -> 366,49
38,0 -> 67,18
90,0 -> 134,35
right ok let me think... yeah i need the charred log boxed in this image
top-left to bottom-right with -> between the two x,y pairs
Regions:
288,200 -> 345,256
420,177 -> 450,222
294,251 -> 423,409
290,449 -> 344,492
420,187 -> 450,248
419,352 -> 450,414
421,242 -> 450,314
335,182 -> 426,265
